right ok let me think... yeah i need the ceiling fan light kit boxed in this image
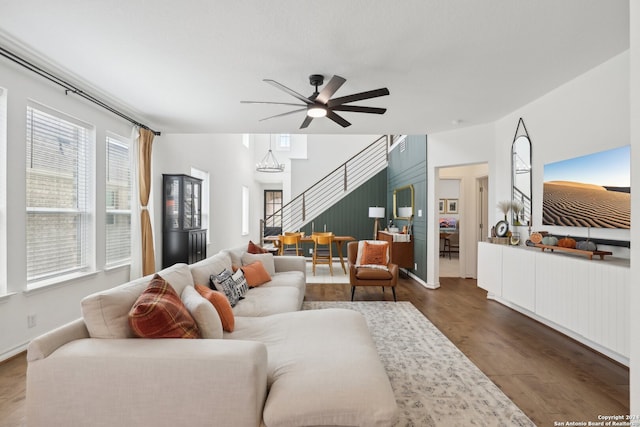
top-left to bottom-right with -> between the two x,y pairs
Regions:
242,74 -> 389,129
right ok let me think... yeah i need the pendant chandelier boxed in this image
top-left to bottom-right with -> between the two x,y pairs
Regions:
256,135 -> 285,173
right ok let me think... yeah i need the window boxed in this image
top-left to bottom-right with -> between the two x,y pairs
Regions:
190,167 -> 210,243
277,133 -> 290,151
264,190 -> 283,230
26,104 -> 94,285
242,186 -> 249,236
106,133 -> 131,266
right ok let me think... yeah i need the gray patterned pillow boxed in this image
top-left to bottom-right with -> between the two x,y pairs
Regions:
210,269 -> 239,307
232,269 -> 249,299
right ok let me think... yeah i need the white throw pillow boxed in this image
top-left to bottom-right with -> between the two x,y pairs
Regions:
181,285 -> 223,339
241,252 -> 276,276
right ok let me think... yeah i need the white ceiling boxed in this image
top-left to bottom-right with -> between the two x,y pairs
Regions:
0,0 -> 629,135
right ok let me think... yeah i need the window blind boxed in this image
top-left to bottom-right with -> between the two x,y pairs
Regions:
26,105 -> 93,283
106,134 -> 131,265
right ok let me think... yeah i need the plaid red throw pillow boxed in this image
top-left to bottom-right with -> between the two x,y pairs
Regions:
128,274 -> 200,338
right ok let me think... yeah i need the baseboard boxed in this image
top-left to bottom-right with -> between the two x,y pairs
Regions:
405,270 -> 440,289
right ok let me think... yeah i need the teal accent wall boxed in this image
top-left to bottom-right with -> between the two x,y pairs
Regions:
300,169 -> 388,243
387,136 -> 427,280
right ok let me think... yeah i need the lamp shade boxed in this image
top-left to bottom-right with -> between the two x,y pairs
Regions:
368,207 -> 385,218
398,207 -> 413,218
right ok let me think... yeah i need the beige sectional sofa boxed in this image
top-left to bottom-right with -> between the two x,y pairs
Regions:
26,248 -> 398,427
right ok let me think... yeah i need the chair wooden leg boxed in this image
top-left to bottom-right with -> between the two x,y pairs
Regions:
392,287 -> 397,302
351,286 -> 356,301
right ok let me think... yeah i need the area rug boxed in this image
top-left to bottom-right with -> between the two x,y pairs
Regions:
303,301 -> 535,427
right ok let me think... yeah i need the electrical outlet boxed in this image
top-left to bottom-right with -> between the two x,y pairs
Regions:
418,209 -> 423,217
309,248 -> 313,255
27,314 -> 37,329
414,262 -> 418,270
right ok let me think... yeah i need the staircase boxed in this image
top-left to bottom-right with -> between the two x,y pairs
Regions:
261,135 -> 393,239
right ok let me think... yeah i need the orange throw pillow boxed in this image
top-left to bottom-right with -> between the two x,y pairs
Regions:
361,241 -> 389,265
247,240 -> 269,254
241,261 -> 272,287
195,284 -> 235,332
128,274 -> 200,339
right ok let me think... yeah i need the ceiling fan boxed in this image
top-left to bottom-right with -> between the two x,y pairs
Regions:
241,74 -> 390,129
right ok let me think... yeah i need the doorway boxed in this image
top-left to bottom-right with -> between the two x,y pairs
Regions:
438,178 -> 461,277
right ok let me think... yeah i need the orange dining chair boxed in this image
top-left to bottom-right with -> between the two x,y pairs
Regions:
311,232 -> 334,275
278,234 -> 302,256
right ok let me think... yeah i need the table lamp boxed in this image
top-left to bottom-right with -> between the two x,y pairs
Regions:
398,206 -> 413,234
368,207 -> 385,239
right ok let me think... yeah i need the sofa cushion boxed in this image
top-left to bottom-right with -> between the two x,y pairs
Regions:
241,252 -> 276,276
232,287 -> 301,317
181,285 -> 223,339
128,274 -> 200,339
189,252 -> 233,289
241,261 -> 272,287
355,267 -> 394,280
81,263 -> 194,339
227,309 -> 398,427
211,269 -> 240,307
196,285 -> 235,332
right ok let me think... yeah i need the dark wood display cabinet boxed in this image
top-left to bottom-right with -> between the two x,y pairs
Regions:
162,174 -> 207,268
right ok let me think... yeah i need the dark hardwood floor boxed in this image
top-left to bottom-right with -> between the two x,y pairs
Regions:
0,276 -> 629,427
306,277 -> 630,426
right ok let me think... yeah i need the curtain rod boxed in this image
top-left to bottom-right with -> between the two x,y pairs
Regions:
0,45 -> 161,136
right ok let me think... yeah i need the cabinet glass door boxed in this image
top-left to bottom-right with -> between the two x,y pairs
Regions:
193,182 -> 200,229
183,180 -> 193,229
165,177 -> 180,229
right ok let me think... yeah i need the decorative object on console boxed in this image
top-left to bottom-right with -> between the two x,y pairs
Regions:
495,220 -> 509,237
557,236 -> 577,249
398,206 -> 413,234
497,200 -> 512,222
256,135 -> 285,172
369,207 -> 385,240
541,235 -> 558,246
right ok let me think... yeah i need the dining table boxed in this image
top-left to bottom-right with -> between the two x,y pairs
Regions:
264,235 -> 355,274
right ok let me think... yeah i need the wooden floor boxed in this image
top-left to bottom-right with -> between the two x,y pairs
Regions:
306,277 -> 630,427
0,276 -> 629,427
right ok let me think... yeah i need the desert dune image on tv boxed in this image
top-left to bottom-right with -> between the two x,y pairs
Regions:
543,145 -> 630,229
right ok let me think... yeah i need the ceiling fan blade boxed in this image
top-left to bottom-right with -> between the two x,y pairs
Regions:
315,75 -> 346,104
327,88 -> 390,107
326,110 -> 351,128
331,105 -> 387,114
241,100 -> 307,107
258,108 -> 307,122
264,79 -> 313,104
299,115 -> 314,129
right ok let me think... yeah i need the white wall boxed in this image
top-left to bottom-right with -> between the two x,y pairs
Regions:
629,0 -> 639,415
0,58 -> 134,361
427,122 -> 496,287
494,51 -> 630,255
291,134 -> 379,196
153,134 -> 263,257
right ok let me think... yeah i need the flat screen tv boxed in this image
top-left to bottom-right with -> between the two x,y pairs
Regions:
542,145 -> 630,229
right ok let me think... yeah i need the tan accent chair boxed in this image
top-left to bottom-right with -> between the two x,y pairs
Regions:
312,233 -> 334,275
348,241 -> 398,302
279,234 -> 302,256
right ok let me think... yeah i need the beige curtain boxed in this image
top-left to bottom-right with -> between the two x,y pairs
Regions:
138,128 -> 155,276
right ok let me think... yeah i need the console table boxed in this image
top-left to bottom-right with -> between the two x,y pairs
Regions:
377,231 -> 414,269
477,241 -> 629,365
